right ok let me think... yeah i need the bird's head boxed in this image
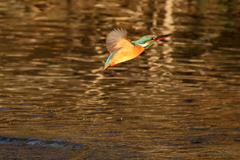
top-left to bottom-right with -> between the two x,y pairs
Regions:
131,34 -> 172,49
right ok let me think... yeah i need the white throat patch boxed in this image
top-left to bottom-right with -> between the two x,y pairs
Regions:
139,43 -> 148,47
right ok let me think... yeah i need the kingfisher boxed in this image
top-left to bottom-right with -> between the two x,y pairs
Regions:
102,28 -> 172,70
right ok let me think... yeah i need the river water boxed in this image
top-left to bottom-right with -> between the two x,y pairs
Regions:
0,0 -> 240,159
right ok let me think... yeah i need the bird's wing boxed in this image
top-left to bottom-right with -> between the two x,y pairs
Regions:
106,28 -> 134,53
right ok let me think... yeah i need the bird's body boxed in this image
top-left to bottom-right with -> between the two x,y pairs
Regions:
103,28 -> 172,70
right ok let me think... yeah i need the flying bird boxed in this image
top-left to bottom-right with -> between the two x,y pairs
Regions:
103,28 -> 172,70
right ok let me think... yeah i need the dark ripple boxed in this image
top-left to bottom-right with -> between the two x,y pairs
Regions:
0,136 -> 86,152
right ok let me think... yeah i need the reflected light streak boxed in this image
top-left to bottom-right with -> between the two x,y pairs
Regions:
162,0 -> 174,60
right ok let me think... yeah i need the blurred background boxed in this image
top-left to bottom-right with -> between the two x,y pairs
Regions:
0,0 -> 240,159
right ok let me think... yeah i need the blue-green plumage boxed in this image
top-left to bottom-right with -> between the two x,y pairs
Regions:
104,51 -> 117,66
131,35 -> 156,49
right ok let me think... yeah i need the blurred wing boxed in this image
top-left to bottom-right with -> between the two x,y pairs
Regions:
106,28 -> 133,53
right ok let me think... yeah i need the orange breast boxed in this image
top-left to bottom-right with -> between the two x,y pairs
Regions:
111,45 -> 145,64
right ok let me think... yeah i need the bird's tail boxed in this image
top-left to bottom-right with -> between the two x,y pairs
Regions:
102,63 -> 110,71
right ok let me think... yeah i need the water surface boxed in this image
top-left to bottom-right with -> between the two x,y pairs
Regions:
0,0 -> 240,159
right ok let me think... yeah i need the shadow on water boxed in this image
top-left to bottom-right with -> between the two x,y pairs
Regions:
0,0 -> 240,159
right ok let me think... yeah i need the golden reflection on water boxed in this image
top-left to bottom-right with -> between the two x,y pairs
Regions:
0,0 -> 240,159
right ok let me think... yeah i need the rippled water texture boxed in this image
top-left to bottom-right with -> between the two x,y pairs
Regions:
0,0 -> 240,159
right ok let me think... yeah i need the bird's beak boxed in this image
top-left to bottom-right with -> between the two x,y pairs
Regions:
154,34 -> 172,41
